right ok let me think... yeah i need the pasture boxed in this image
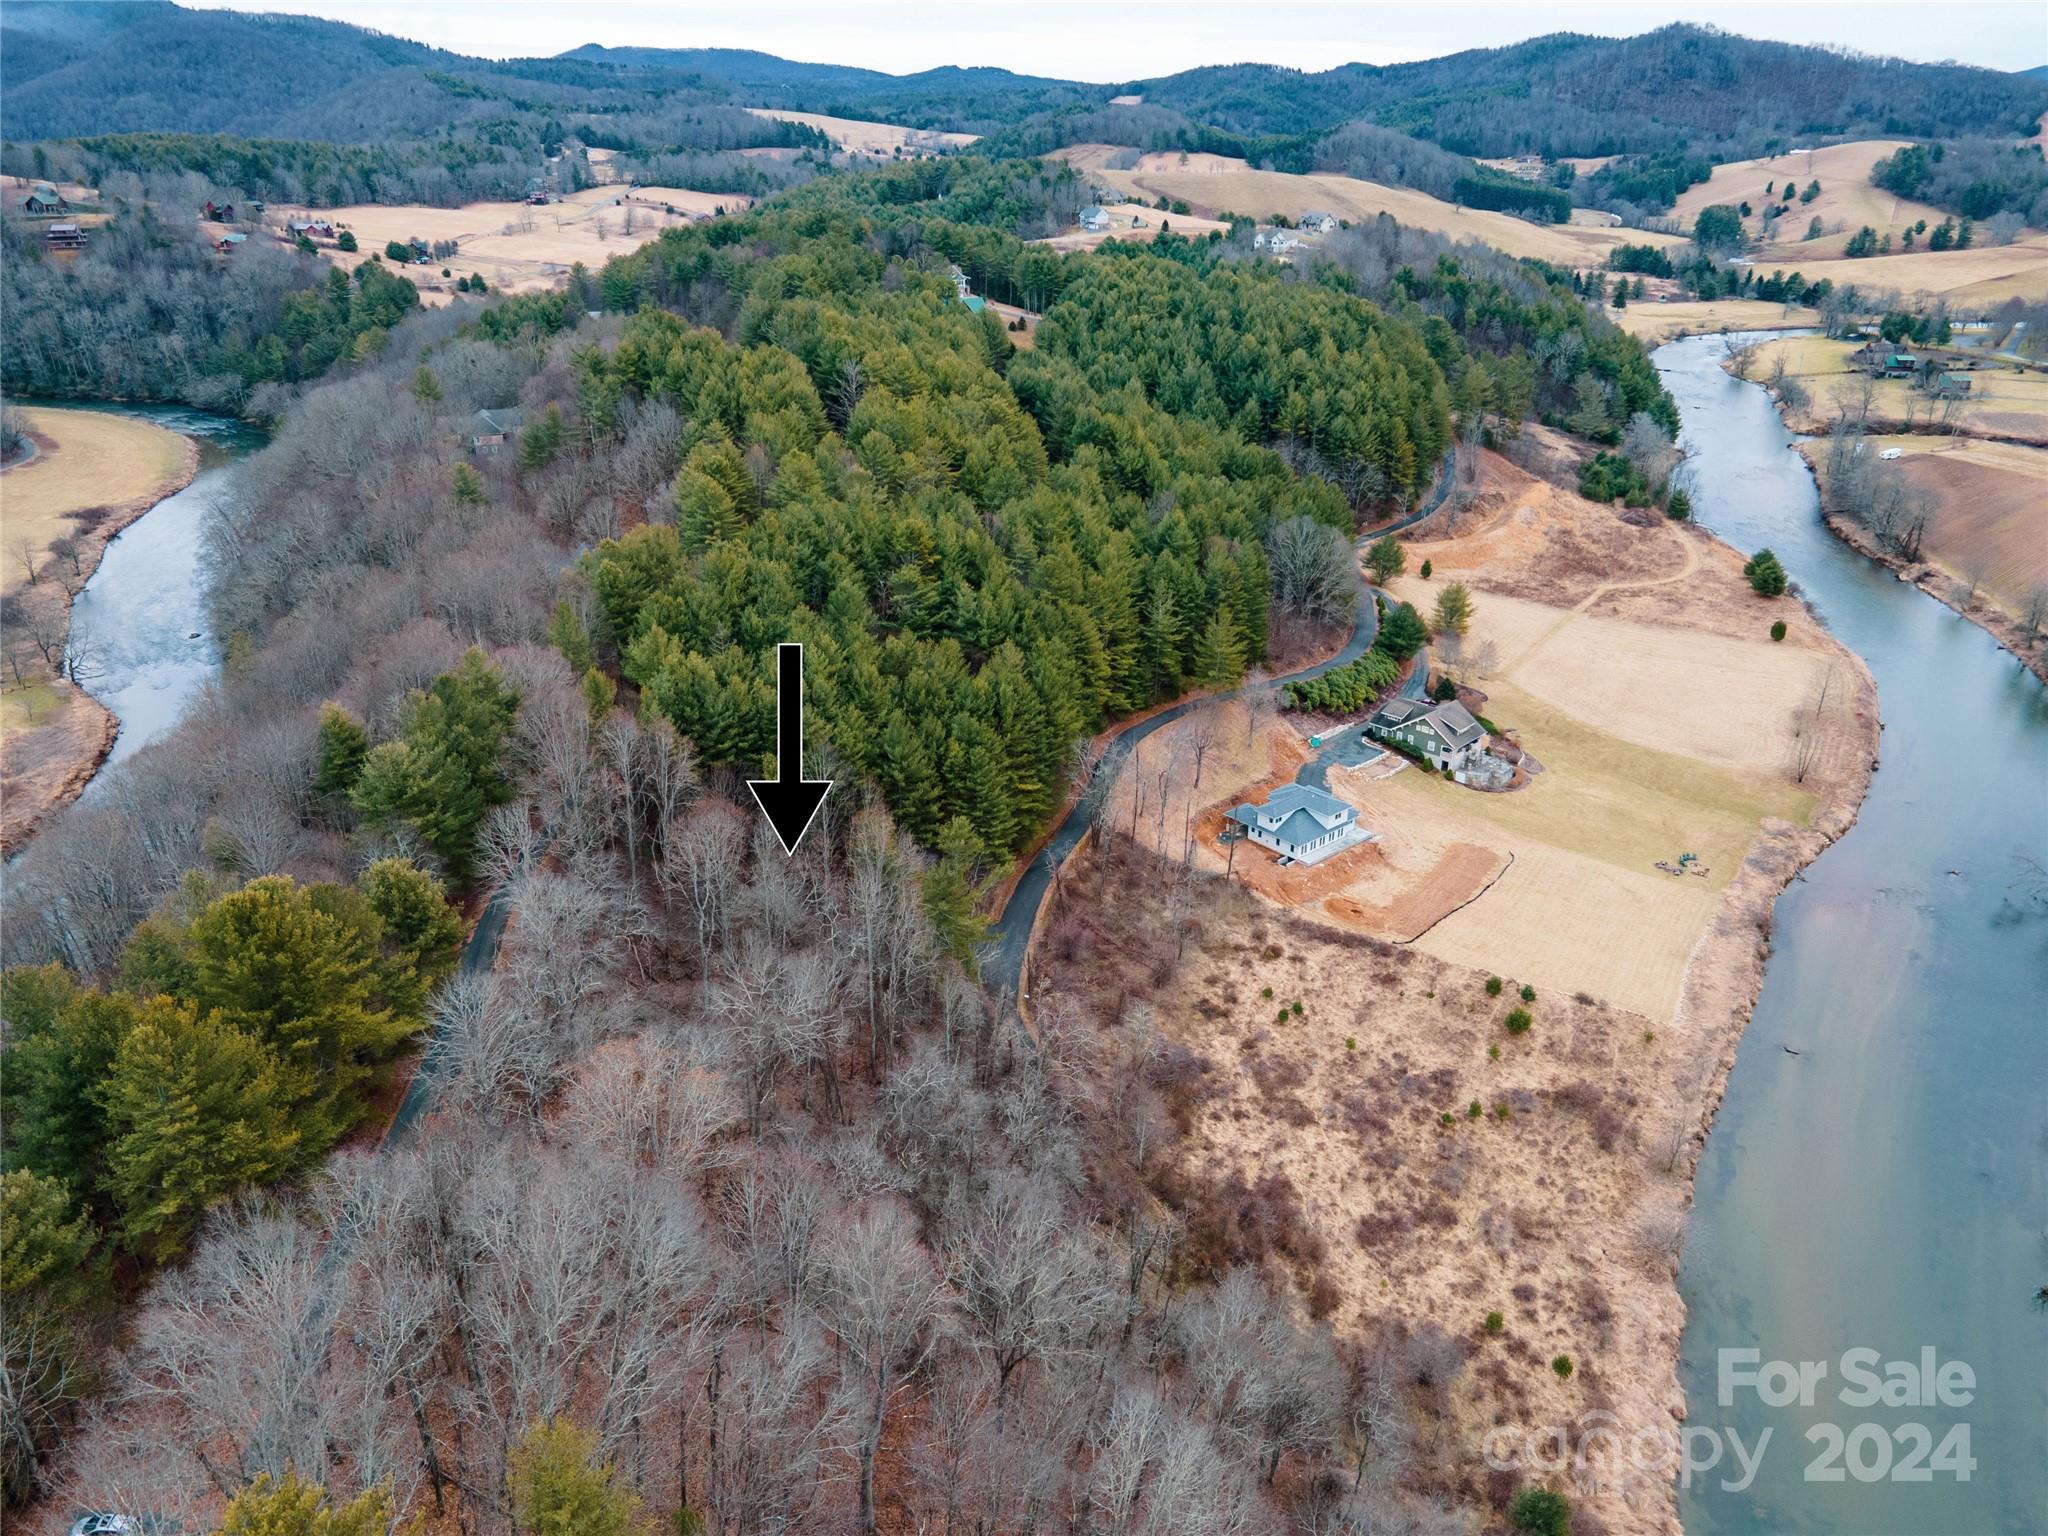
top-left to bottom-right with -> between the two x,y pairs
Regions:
1745,334 -> 2048,443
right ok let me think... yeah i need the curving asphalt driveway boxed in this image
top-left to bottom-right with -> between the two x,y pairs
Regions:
982,448 -> 1457,999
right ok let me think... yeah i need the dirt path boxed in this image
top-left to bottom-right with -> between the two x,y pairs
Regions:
1496,526 -> 1700,675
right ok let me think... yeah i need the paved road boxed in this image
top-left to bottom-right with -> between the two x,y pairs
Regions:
983,448 -> 1457,999
387,878 -> 516,1143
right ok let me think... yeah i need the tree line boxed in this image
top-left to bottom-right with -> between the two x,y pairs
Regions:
0,207 -> 420,415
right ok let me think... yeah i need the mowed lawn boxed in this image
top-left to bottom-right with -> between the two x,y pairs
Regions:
2,407 -> 188,586
1345,678 -> 1810,1018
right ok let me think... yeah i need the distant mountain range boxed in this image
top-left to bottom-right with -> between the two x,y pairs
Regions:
5,1 -> 2045,162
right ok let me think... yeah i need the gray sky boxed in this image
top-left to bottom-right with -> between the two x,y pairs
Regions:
181,1 -> 2048,78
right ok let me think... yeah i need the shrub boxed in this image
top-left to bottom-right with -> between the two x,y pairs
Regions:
1509,1487 -> 1573,1536
1493,1102 -> 1512,1120
1770,619 -> 1788,642
1503,1008 -> 1532,1035
1440,1112 -> 1455,1126
1551,1354 -> 1574,1379
1261,986 -> 1274,999
1484,1310 -> 1505,1334
1346,1036 -> 1357,1051
1665,486 -> 1692,520
335,229 -> 358,253
1488,1043 -> 1501,1061
1277,1008 -> 1290,1023
1290,1000 -> 1304,1017
1485,976 -> 1504,997
1519,984 -> 1536,1002
1467,1100 -> 1483,1119
1420,558 -> 1433,579
1283,649 -> 1400,711
1578,450 -> 1655,505
1744,547 -> 1788,597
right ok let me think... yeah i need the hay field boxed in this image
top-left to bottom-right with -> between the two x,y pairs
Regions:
2,407 -> 187,586
1746,334 -> 2048,441
1749,236 -> 2048,306
302,184 -> 746,298
1050,145 -> 1686,265
1612,298 -> 1821,344
744,107 -> 976,155
1669,140 -> 1948,255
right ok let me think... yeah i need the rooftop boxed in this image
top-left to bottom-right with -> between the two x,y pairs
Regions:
1227,781 -> 1354,825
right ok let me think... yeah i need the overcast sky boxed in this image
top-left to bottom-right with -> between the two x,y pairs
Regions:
181,1 -> 2048,78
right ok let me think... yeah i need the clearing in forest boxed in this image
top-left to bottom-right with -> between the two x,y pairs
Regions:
743,106 -> 977,155
1050,145 -> 1688,265
301,184 -> 750,301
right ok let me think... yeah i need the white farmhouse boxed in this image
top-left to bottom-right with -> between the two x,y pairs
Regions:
1225,783 -> 1369,865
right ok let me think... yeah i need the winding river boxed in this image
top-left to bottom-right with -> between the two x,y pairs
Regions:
1655,335 -> 2048,1535
60,403 -> 264,780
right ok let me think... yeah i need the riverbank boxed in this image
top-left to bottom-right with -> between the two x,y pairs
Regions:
1026,431 -> 1880,1534
1722,339 -> 2048,684
1,410 -> 200,855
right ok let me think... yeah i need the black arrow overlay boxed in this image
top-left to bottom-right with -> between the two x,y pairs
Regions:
748,642 -> 833,856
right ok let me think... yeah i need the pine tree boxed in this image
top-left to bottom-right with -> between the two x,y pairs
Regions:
411,365 -> 442,404
313,703 -> 370,799
1,1168 -> 104,1313
95,999 -> 297,1258
548,598 -> 593,672
509,1419 -> 648,1536
1375,602 -> 1430,660
182,875 -> 407,1153
0,965 -> 133,1195
358,858 -> 464,1018
1143,577 -> 1184,699
220,1472 -> 391,1536
451,462 -> 487,506
1431,583 -> 1473,638
1192,606 -> 1246,687
922,816 -> 989,969
1365,536 -> 1406,584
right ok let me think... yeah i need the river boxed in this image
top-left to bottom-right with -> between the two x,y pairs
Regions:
60,403 -> 265,779
1654,334 -> 2048,1536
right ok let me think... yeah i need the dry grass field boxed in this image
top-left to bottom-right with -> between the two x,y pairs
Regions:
1745,333 -> 2048,442
2,407 -> 188,589
1751,237 -> 2048,306
743,107 -> 976,155
1669,140 -> 1948,254
301,184 -> 749,300
1033,199 -> 1230,251
1612,297 -> 1821,344
1116,448 -> 1869,1023
1050,145 -> 1686,266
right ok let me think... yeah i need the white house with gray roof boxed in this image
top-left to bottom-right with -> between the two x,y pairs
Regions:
1225,783 -> 1369,865
1366,696 -> 1486,772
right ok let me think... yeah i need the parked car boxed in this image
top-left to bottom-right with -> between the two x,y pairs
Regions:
69,1516 -> 140,1536
1878,447 -> 1903,460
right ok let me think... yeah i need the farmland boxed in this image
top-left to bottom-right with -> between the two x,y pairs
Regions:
1611,297 -> 1822,344
296,184 -> 751,301
2,406 -> 189,591
743,106 -> 977,155
1051,145 -> 1688,266
1742,333 -> 2048,443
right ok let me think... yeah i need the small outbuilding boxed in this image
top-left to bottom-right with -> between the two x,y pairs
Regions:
1224,783 -> 1369,865
464,406 -> 526,454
